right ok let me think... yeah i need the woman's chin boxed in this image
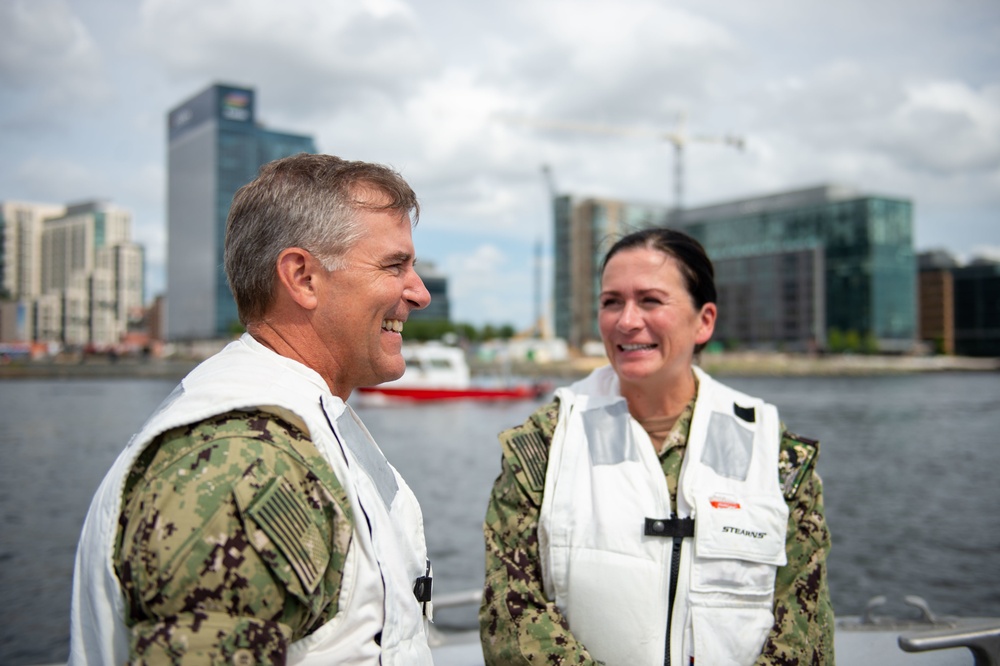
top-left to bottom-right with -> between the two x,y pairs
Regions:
612,359 -> 659,383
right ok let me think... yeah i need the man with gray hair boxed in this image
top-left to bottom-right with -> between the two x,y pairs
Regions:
70,153 -> 435,665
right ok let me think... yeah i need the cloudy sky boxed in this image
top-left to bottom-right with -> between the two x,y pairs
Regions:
2,0 -> 998,330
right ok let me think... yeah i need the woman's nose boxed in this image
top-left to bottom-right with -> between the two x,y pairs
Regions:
617,301 -> 642,331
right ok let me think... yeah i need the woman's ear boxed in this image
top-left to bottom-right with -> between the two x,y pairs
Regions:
695,302 -> 717,345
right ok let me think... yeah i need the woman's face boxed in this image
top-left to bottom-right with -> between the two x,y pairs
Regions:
598,247 -> 716,389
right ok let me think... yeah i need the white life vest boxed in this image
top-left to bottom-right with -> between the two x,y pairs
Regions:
69,334 -> 434,666
539,365 -> 788,666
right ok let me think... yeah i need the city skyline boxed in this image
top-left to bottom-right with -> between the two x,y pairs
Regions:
1,0 -> 997,329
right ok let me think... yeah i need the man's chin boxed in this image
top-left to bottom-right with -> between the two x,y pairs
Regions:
377,358 -> 407,384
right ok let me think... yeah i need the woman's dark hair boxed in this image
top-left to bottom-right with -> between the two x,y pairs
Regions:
602,227 -> 717,308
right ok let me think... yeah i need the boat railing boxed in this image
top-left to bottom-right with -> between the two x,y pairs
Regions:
900,621 -> 1000,666
839,595 -> 1000,665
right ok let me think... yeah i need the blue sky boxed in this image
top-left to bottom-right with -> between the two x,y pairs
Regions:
1,0 -> 998,330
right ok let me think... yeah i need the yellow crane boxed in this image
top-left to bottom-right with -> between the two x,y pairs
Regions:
500,112 -> 745,210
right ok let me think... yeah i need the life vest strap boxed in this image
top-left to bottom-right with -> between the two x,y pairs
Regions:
644,517 -> 695,538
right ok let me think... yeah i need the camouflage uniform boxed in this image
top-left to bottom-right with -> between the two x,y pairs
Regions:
480,386 -> 835,665
114,409 -> 354,665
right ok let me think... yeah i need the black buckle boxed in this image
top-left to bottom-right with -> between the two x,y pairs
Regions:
644,517 -> 695,538
413,559 -> 432,603
413,576 -> 433,603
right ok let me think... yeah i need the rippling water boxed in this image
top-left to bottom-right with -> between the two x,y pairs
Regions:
1,371 -> 999,664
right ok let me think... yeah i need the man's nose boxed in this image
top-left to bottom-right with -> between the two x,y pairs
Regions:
406,270 -> 431,310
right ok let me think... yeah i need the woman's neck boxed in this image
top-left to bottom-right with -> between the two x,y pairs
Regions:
620,368 -> 697,423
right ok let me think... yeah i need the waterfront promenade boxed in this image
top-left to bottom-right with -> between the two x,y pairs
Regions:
1,350 -> 997,381
487,351 -> 1000,379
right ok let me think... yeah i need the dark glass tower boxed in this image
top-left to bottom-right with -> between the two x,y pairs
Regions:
166,84 -> 316,340
679,185 -> 916,352
552,184 -> 916,352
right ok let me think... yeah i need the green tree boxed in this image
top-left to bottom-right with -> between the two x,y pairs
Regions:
403,319 -> 454,342
932,336 -> 946,355
827,328 -> 844,353
861,331 -> 879,355
454,323 -> 479,342
843,329 -> 861,354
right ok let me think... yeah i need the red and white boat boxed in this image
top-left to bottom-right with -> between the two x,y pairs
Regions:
356,344 -> 551,402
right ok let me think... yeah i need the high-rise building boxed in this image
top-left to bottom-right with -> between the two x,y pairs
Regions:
678,185 -> 915,352
410,262 -> 451,322
0,200 -> 67,301
553,184 -> 917,353
953,259 -> 1000,357
37,200 -> 143,346
166,83 -> 316,341
552,196 -> 671,349
917,250 -> 958,355
0,199 -> 143,346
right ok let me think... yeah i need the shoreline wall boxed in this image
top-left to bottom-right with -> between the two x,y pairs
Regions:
1,352 -> 998,381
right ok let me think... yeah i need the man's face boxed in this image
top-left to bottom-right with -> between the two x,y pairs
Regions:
312,205 -> 430,398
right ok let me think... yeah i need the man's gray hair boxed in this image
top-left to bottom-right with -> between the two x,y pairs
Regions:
224,153 -> 419,325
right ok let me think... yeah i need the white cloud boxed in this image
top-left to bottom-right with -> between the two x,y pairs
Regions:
508,2 -> 740,121
0,0 -> 110,112
1,0 -> 998,328
448,244 -> 507,279
441,243 -> 535,325
137,0 -> 437,117
968,245 -> 1000,262
876,81 -> 1000,174
13,157 -> 107,202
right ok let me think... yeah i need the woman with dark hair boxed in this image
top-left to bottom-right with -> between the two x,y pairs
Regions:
479,227 -> 834,665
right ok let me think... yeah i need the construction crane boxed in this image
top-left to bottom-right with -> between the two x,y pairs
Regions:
531,165 -> 559,339
500,113 -> 745,210
541,163 -> 559,199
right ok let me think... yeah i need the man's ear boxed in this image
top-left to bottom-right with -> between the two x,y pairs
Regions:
275,247 -> 321,310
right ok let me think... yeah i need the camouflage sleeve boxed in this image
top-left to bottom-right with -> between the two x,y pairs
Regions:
115,410 -> 353,666
479,399 -> 602,666
755,430 -> 836,666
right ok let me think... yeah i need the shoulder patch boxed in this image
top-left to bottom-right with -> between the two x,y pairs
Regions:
234,475 -> 331,598
497,399 -> 559,496
778,432 -> 819,501
506,429 -> 550,493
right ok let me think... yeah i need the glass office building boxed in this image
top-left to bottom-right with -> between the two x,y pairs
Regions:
678,185 -> 915,352
410,262 -> 451,322
953,260 -> 1000,357
553,184 -> 916,352
166,84 -> 316,340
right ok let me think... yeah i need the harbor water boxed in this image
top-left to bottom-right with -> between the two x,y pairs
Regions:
2,371 -> 999,664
